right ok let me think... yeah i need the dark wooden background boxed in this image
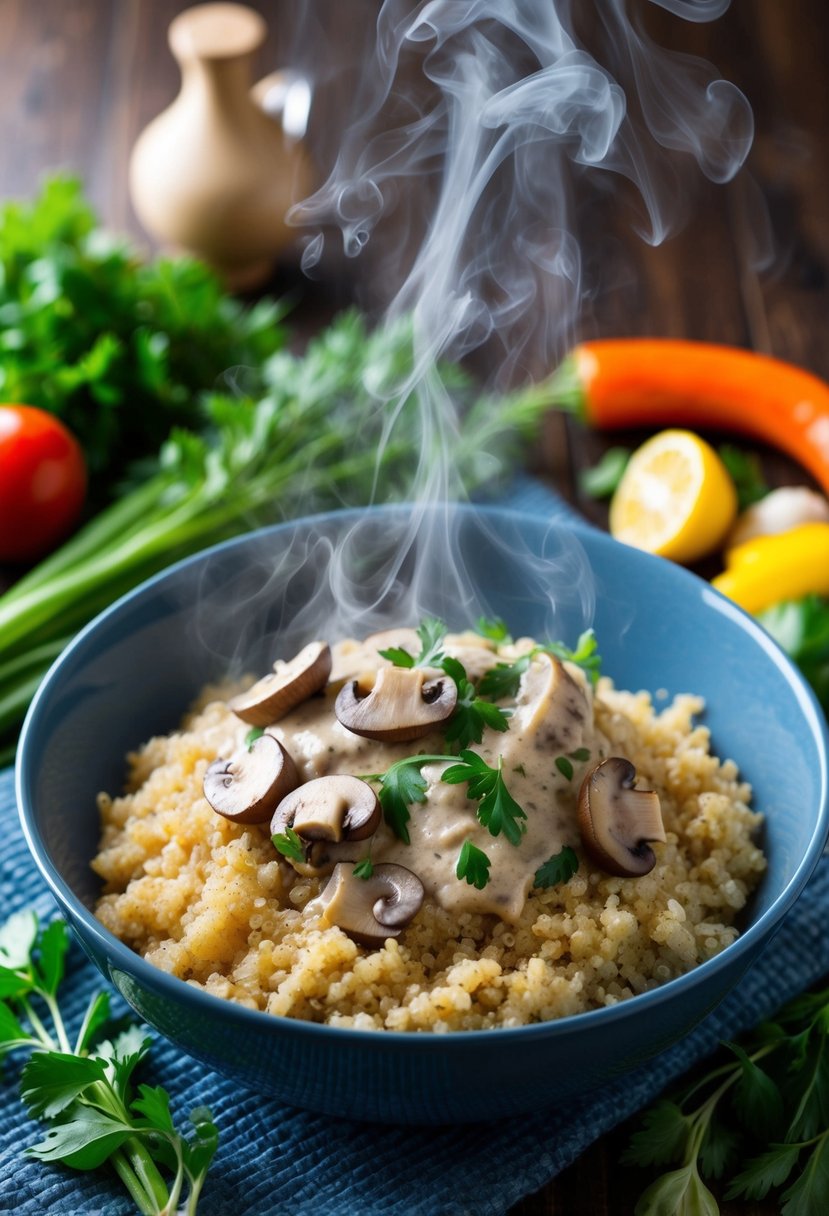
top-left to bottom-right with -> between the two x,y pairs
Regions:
2,1 -> 829,1212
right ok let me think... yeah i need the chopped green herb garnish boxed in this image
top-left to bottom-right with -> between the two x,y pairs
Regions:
271,826 -> 305,864
244,726 -> 265,750
533,846 -> 579,888
378,617 -> 446,669
568,747 -> 591,762
370,759 -> 431,844
513,763 -> 527,777
578,446 -> 631,499
555,756 -> 574,781
542,628 -> 602,686
441,655 -> 510,751
456,840 -> 492,890
0,911 -> 217,1212
353,857 -> 374,880
477,653 -> 532,701
442,751 -> 527,846
475,616 -> 513,644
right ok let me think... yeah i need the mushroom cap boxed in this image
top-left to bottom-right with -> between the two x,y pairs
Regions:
577,756 -> 666,877
204,734 -> 299,824
513,653 -> 588,750
334,664 -> 457,742
229,641 -> 332,727
314,862 -> 425,946
270,775 -> 381,843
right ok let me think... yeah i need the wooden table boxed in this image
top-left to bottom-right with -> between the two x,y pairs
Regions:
2,2 -> 828,1212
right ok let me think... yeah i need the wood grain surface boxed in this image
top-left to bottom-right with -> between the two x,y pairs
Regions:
2,2 -> 828,1212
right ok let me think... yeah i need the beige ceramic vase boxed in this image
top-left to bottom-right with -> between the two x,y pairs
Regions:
129,2 -> 312,289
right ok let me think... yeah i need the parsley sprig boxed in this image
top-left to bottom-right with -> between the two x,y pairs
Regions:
366,750 -> 526,858
377,618 -> 446,669
456,841 -> 491,890
533,847 -> 579,888
478,629 -> 602,700
625,982 -> 829,1214
0,910 -> 218,1214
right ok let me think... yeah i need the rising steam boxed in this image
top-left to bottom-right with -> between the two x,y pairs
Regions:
220,1 -> 753,653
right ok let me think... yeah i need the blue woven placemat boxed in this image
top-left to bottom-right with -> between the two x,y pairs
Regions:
2,479 -> 829,1215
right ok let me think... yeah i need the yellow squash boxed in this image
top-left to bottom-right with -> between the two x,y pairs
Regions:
711,521 -> 829,614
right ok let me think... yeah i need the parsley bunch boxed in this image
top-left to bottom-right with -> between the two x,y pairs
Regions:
626,982 -> 829,1214
0,910 -> 217,1214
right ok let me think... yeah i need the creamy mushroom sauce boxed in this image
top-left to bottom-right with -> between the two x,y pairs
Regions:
208,630 -> 613,923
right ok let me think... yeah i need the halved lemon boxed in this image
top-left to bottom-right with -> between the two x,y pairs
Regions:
609,429 -> 737,563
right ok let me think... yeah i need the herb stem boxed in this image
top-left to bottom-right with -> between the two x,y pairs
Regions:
41,992 -> 72,1054
126,1135 -> 171,1213
20,998 -> 56,1050
110,1147 -> 159,1216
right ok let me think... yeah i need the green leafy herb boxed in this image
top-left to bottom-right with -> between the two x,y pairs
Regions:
0,176 -> 284,496
568,747 -> 591,762
441,655 -> 510,751
542,629 -> 602,686
475,617 -> 513,644
555,756 -> 574,781
533,846 -> 579,888
456,840 -> 492,889
244,727 -> 265,750
578,446 -> 631,499
477,654 -> 532,701
370,749 -> 526,846
626,980 -> 829,1215
757,596 -> 829,714
718,444 -> 769,510
378,617 -> 446,669
477,629 -> 602,703
271,826 -> 305,864
353,857 -> 375,880
0,911 -> 217,1213
442,751 -> 527,845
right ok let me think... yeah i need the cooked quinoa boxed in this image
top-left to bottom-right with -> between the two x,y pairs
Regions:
92,637 -> 766,1032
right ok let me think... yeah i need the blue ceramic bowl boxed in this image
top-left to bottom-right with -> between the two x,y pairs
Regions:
16,505 -> 829,1124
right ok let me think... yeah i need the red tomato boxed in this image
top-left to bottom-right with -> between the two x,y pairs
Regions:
0,405 -> 87,563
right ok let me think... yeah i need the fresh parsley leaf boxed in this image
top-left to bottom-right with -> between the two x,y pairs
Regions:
353,857 -> 374,880
727,1041 -> 783,1141
415,618 -> 448,668
779,1136 -> 829,1216
0,909 -> 38,969
622,1100 -> 693,1168
633,1164 -> 719,1216
718,444 -> 769,510
475,616 -> 512,644
271,826 -> 305,864
578,446 -> 631,499
533,847 -> 579,889
477,654 -> 531,700
758,596 -> 829,714
0,963 -> 33,1001
133,1083 -> 176,1134
380,618 -> 447,670
183,1105 -> 220,1186
442,655 -> 510,750
36,919 -> 69,996
26,1105 -> 133,1170
456,840 -> 491,889
542,628 -> 602,686
20,1052 -> 106,1119
442,752 -> 527,846
725,1143 -> 802,1201
0,1002 -> 28,1048
244,726 -> 265,750
376,760 -> 429,843
568,747 -> 591,762
555,756 -> 574,781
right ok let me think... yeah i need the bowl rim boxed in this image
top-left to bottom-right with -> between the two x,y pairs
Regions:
16,502 -> 829,1048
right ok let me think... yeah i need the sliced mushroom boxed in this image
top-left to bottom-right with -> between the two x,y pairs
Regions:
270,775 -> 380,843
577,756 -> 666,877
229,641 -> 332,726
334,664 -> 457,741
512,654 -> 588,750
203,735 -> 299,824
313,862 -> 425,945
